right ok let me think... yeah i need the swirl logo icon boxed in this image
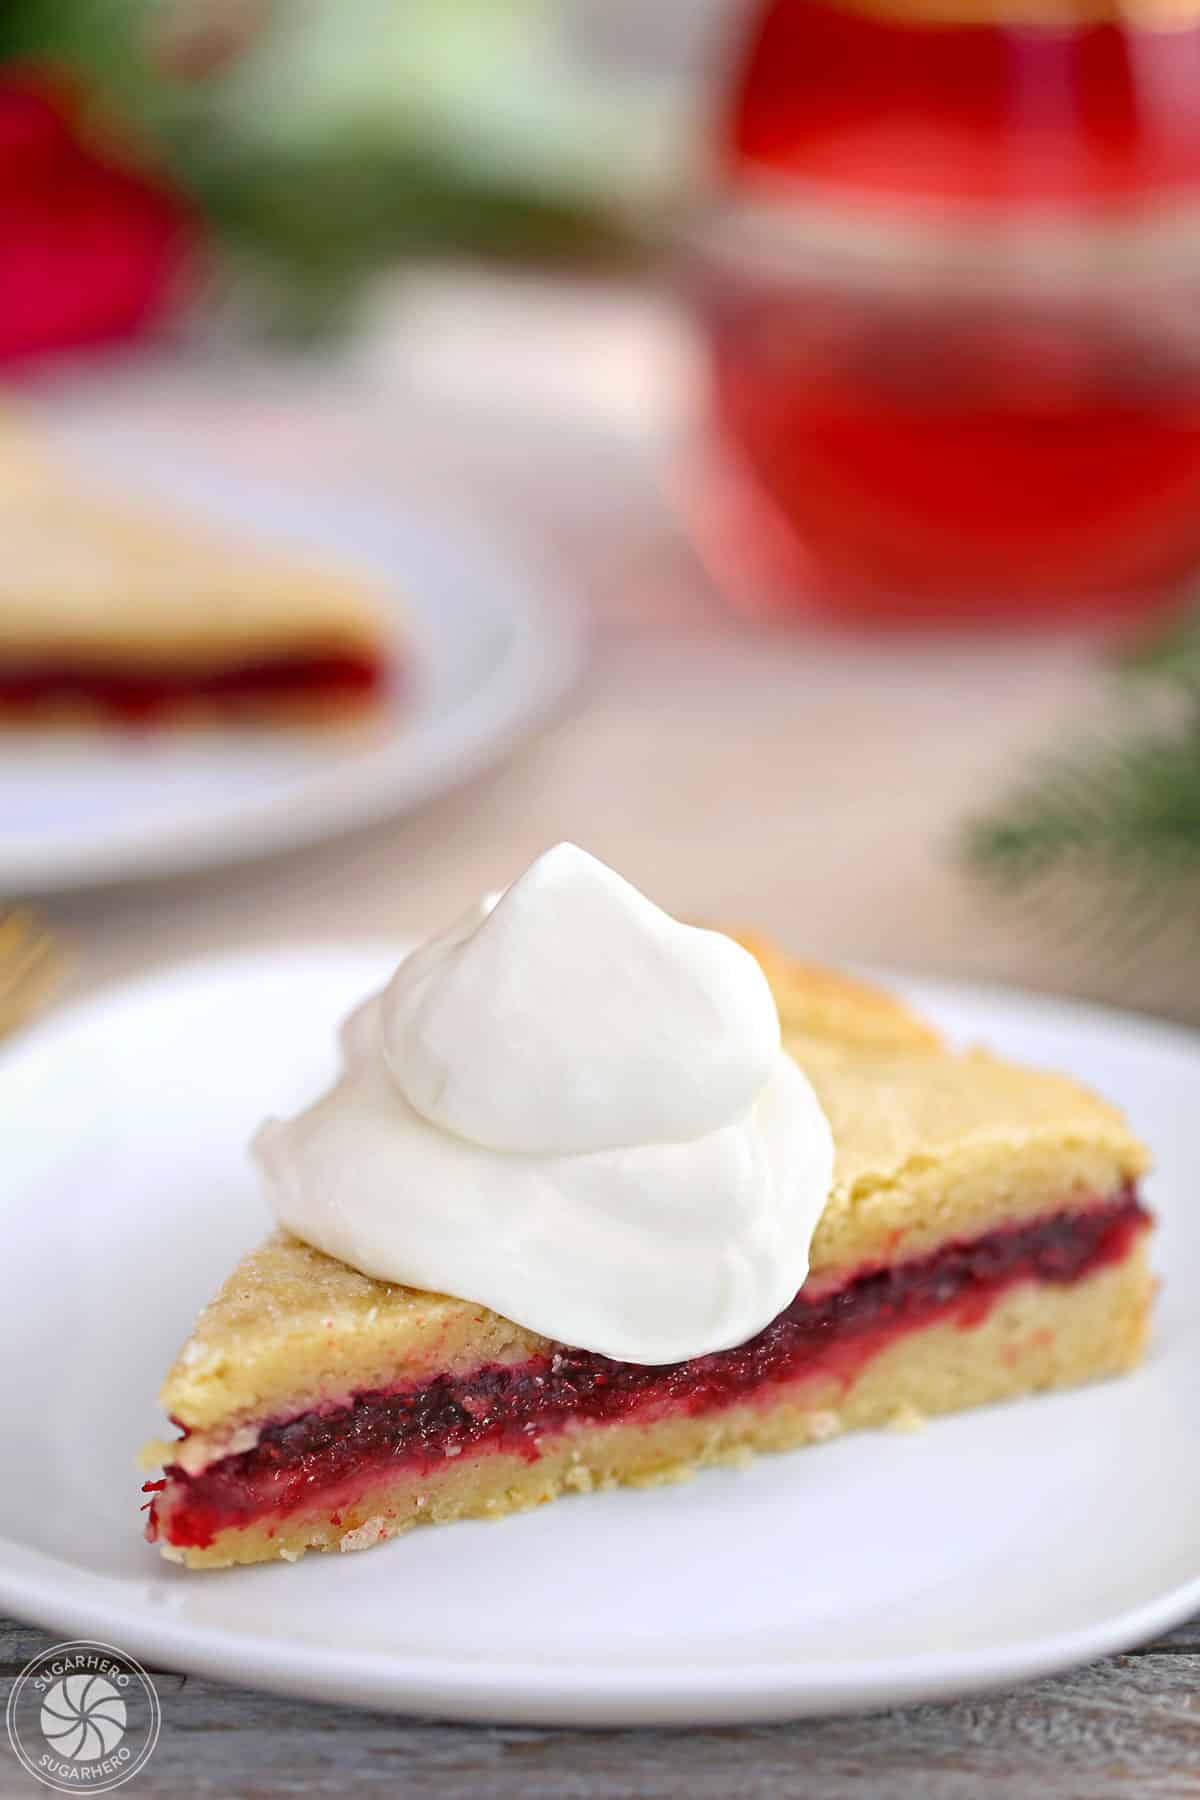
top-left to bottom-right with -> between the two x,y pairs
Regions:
40,1674 -> 127,1761
6,1641 -> 160,1793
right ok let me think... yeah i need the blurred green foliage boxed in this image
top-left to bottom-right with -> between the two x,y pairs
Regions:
965,616 -> 1200,914
1,0 -> 651,333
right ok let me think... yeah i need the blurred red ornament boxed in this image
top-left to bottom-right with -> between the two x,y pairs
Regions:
685,0 -> 1200,625
0,70 -> 193,366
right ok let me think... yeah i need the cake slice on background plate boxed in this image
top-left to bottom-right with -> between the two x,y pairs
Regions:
0,420 -> 390,725
143,848 -> 1153,1568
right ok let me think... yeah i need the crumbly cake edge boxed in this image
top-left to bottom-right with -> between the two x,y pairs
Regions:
152,1247 -> 1154,1567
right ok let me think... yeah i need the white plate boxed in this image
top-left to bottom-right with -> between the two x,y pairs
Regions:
2,949 -> 1197,1725
0,440 -> 587,892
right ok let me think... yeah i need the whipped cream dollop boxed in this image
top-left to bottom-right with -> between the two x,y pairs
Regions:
254,844 -> 835,1364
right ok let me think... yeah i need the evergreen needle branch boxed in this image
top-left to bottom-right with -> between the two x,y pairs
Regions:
964,714 -> 1200,895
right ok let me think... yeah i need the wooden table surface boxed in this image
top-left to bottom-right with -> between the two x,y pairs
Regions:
8,273 -> 1200,1795
3,1616 -> 1199,1797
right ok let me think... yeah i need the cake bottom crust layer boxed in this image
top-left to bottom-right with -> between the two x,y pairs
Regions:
157,1245 -> 1153,1569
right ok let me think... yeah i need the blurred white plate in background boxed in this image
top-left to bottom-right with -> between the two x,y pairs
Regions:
0,444 -> 587,892
0,950 -> 1197,1724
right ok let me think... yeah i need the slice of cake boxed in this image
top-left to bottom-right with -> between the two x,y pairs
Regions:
0,425 -> 389,724
144,892 -> 1152,1568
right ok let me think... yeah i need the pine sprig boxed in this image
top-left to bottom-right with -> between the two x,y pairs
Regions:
965,608 -> 1200,925
173,137 -> 636,338
966,720 -> 1200,889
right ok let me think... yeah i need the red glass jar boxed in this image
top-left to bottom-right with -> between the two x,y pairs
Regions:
683,0 -> 1200,623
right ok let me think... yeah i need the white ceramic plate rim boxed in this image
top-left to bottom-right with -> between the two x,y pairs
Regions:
1,1537 -> 1198,1726
2,956 -> 1197,1725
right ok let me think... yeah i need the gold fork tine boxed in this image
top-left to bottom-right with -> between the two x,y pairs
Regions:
0,908 -> 66,1039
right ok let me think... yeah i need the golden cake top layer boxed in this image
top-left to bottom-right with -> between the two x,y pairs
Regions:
727,930 -> 941,1051
155,944 -> 1149,1446
0,422 -> 385,666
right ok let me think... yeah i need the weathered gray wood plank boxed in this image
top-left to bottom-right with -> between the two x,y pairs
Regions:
1132,1619 -> 1200,1656
2,1616 -> 1198,1798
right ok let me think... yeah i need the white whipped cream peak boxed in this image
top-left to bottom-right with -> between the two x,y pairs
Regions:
255,844 -> 835,1364
380,842 -> 781,1155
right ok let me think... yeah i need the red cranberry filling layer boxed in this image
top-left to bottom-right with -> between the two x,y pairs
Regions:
152,1191 -> 1147,1549
0,652 -> 383,723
